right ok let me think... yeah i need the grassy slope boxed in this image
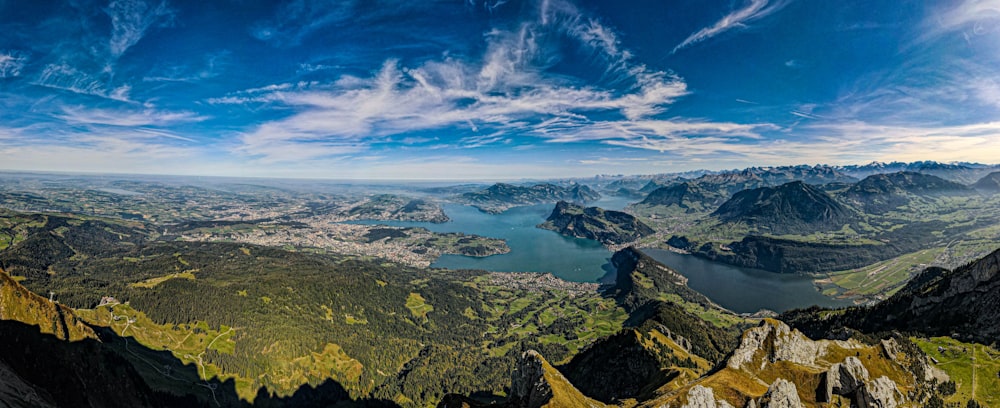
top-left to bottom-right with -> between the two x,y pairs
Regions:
914,337 -> 1000,407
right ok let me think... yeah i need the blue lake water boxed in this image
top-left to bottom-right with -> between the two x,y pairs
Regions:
349,195 -> 852,312
349,202 -> 618,282
642,249 -> 853,313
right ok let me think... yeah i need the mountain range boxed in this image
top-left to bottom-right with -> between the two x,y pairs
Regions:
456,183 -> 601,214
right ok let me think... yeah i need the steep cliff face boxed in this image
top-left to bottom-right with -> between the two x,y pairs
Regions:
786,247 -> 1000,344
538,201 -> 654,245
0,270 -> 189,408
508,351 -> 605,408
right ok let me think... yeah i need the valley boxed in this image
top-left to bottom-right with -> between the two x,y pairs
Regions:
0,162 -> 999,408
4,0 -> 1000,406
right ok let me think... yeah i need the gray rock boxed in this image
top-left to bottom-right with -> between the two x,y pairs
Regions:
820,357 -> 905,408
823,356 -> 869,401
509,351 -> 553,408
758,378 -> 803,408
680,385 -> 735,408
727,320 -> 820,371
859,376 -> 903,408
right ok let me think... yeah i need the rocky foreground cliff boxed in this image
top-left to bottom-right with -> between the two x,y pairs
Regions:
441,319 -> 943,408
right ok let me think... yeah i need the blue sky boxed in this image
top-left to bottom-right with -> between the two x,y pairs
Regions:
1,0 -> 999,179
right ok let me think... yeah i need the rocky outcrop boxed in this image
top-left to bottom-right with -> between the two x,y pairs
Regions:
819,356 -> 903,408
822,357 -> 869,401
538,201 -> 654,245
510,351 -> 554,408
756,379 -> 801,408
861,376 -> 903,408
727,319 -> 823,371
508,350 -> 604,408
680,385 -> 734,408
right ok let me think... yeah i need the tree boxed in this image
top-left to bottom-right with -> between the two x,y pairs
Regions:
925,396 -> 944,408
937,380 -> 957,396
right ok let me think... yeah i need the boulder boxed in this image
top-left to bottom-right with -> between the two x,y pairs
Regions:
757,378 -> 802,408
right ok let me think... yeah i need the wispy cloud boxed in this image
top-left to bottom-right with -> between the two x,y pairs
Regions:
804,121 -> 1000,163
34,63 -> 132,101
56,106 -> 206,127
924,0 -> 1000,40
143,51 -> 228,83
0,51 -> 28,78
0,122 -> 210,175
106,0 -> 175,58
221,0 -> 706,163
252,0 -> 359,46
672,0 -> 790,53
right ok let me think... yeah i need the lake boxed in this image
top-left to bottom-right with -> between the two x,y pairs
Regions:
642,249 -> 853,313
350,202 -> 618,282
351,196 -> 852,313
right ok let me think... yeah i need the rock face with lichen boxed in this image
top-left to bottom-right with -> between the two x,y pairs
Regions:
757,379 -> 801,408
680,385 -> 734,408
819,356 -> 904,408
507,350 -> 605,408
727,319 -> 825,371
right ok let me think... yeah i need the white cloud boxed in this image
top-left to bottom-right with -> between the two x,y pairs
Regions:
56,106 -> 206,127
805,121 -> 1000,163
927,0 -> 1000,38
34,63 -> 134,102
0,51 -> 27,78
251,0 -> 358,46
106,0 -> 175,58
225,1 -> 701,163
672,0 -> 790,53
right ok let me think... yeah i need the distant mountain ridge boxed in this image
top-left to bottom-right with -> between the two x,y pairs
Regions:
841,171 -> 975,214
836,160 -> 1000,184
456,183 -> 600,213
638,182 -> 725,211
712,181 -> 855,235
972,171 -> 1000,194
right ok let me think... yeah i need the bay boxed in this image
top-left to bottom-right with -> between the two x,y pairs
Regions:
348,195 -> 853,313
642,248 -> 853,313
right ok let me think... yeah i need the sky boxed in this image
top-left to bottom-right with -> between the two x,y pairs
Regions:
1,0 -> 1000,180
